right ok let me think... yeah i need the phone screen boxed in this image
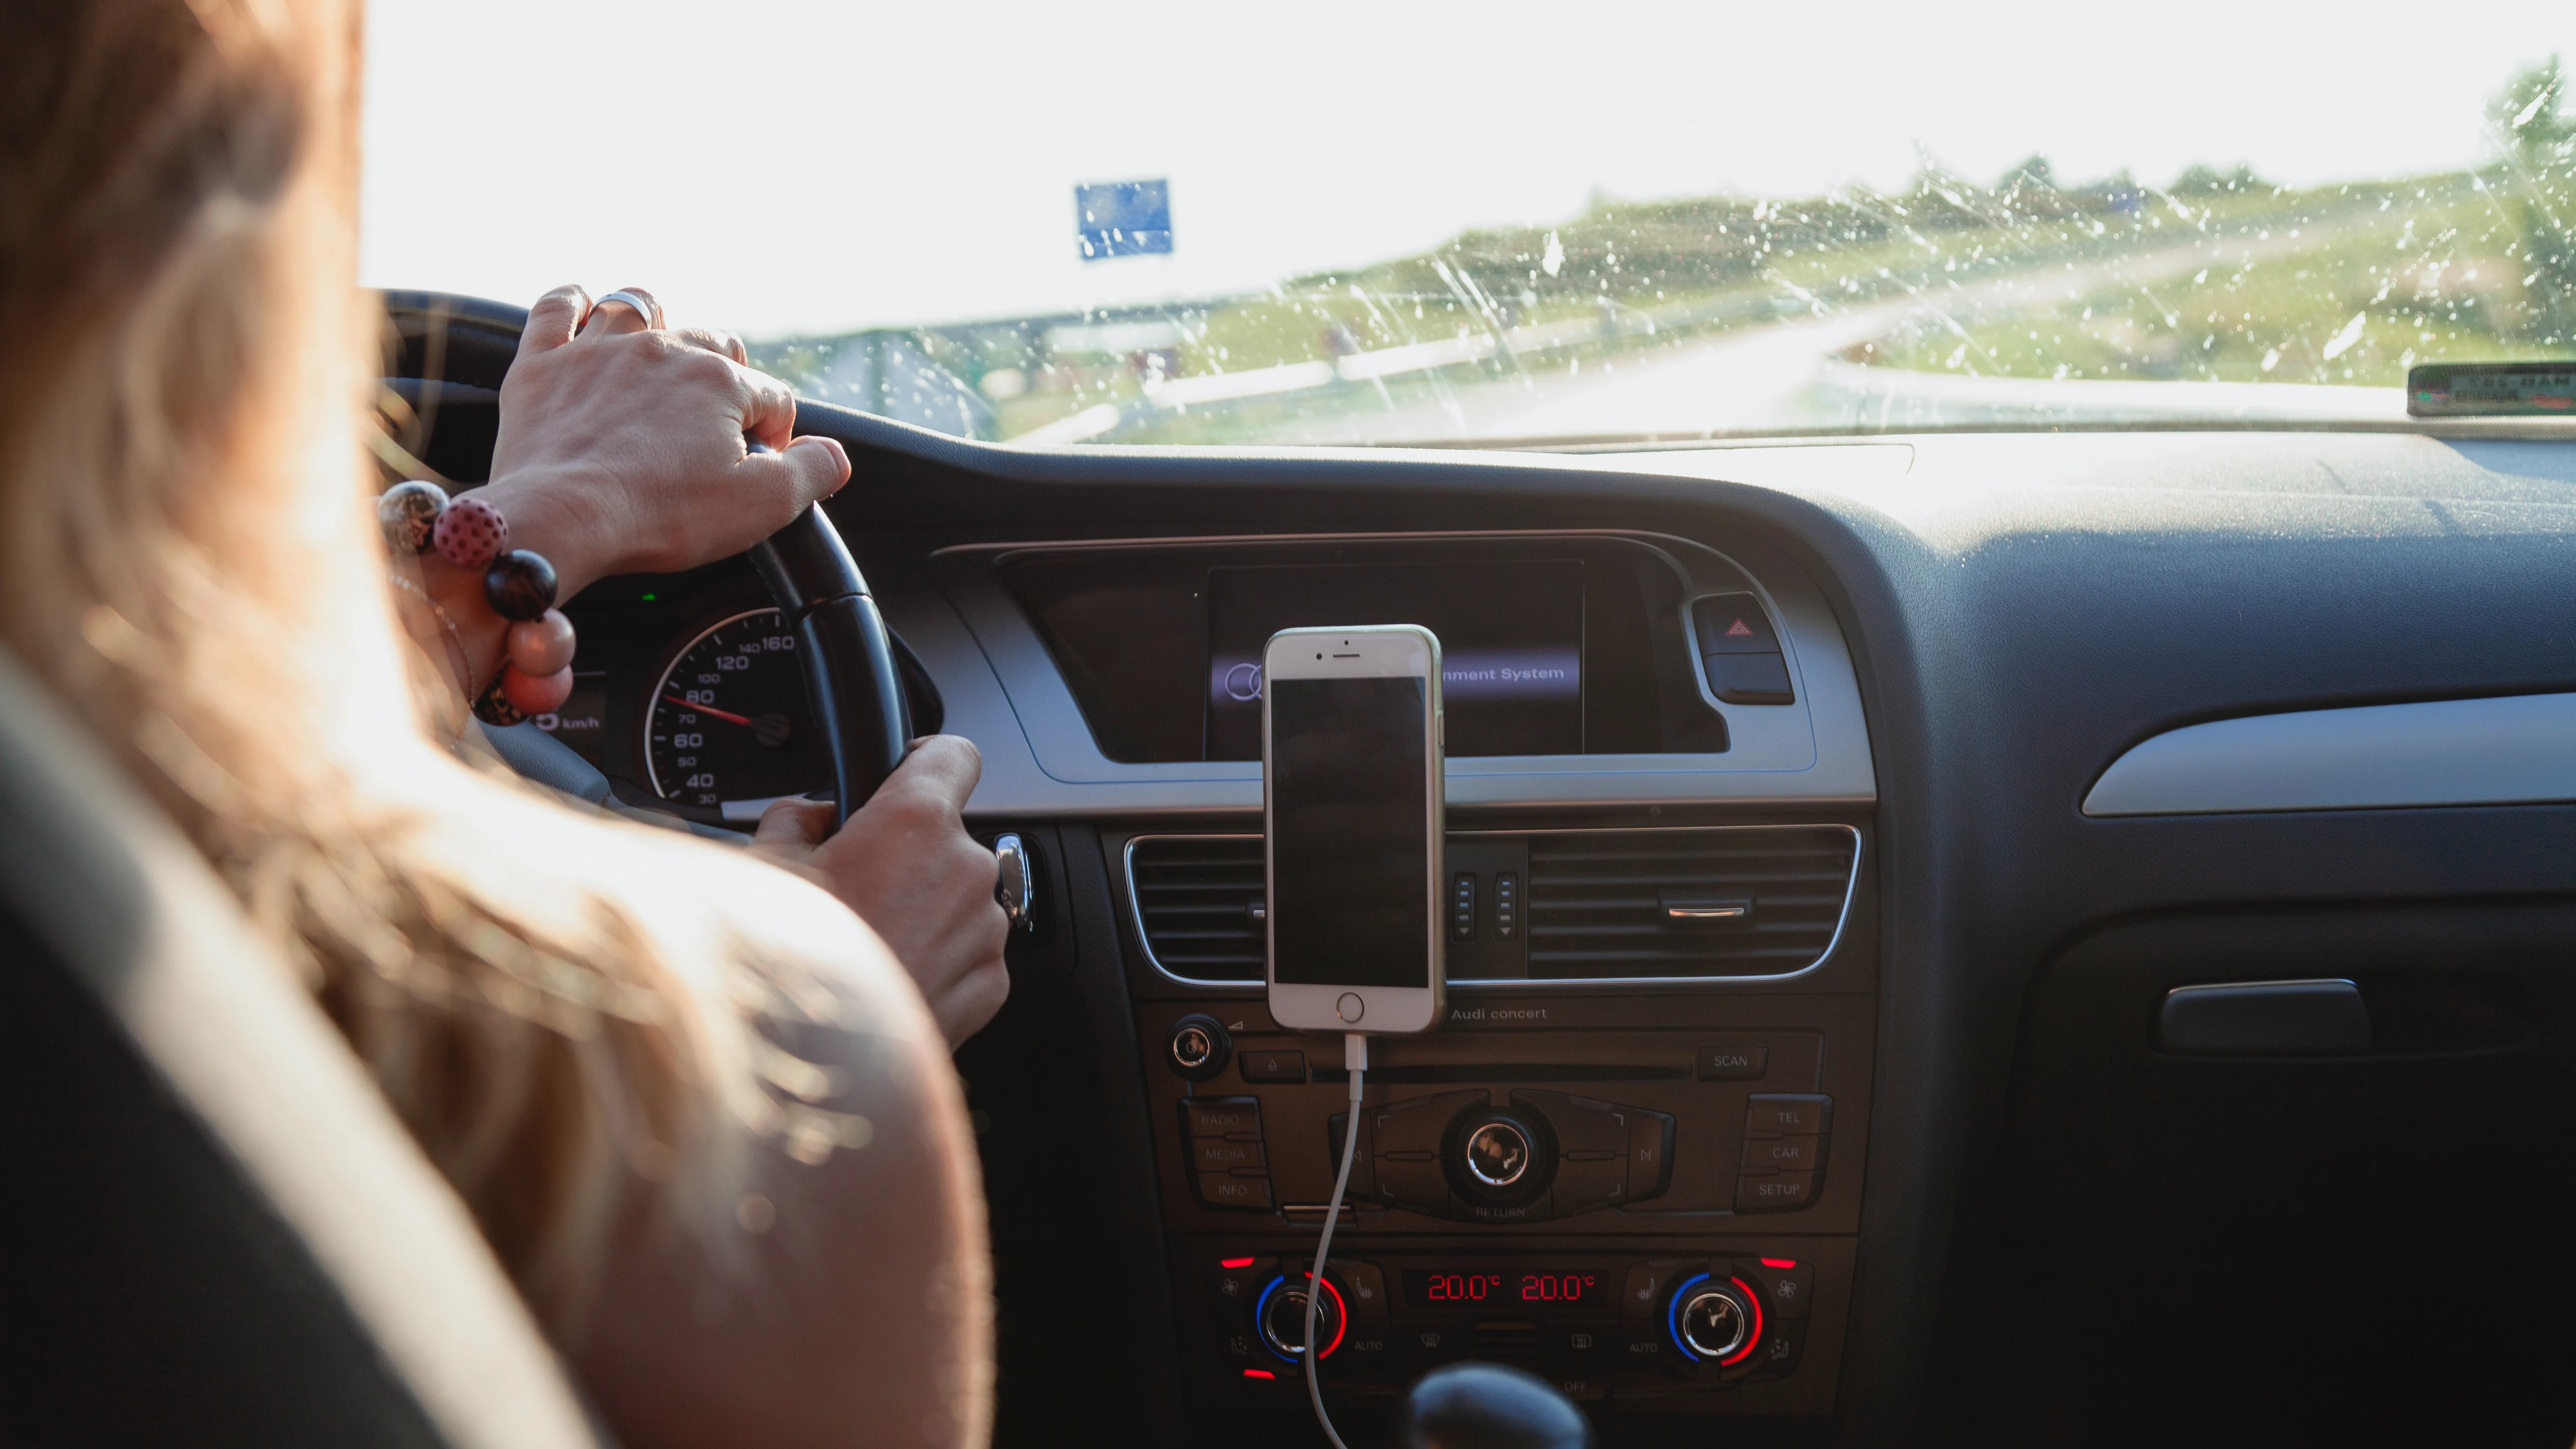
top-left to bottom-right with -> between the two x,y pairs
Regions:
1268,675 -> 1432,988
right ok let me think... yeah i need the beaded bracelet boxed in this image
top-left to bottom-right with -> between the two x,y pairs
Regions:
378,480 -> 577,726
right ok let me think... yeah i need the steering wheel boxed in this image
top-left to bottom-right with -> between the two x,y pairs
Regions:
381,291 -> 907,824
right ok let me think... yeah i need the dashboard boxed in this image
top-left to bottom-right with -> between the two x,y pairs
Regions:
414,369 -> 2576,1447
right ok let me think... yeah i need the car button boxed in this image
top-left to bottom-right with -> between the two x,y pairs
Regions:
1742,1134 -> 1825,1172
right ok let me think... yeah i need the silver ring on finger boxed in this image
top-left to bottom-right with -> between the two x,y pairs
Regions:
593,288 -> 662,329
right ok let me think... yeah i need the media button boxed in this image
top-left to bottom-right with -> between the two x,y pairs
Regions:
1194,1138 -> 1265,1171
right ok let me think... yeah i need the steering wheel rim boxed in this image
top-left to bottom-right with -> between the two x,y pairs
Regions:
380,291 -> 908,824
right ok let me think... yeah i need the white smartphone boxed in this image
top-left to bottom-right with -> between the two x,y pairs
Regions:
1263,624 -> 1446,1035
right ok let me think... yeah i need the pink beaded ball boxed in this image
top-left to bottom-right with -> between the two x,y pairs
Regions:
498,665 -> 575,717
432,495 -> 508,569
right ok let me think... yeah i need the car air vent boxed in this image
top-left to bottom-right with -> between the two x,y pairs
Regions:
1128,835 -> 1266,983
1525,826 -> 1858,980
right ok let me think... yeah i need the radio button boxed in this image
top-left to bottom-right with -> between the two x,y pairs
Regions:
1742,1134 -> 1825,1172
1745,1094 -> 1831,1138
1184,1098 -> 1264,1138
1735,1171 -> 1816,1212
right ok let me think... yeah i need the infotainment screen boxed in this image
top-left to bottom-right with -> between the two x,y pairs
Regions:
1206,560 -> 1583,759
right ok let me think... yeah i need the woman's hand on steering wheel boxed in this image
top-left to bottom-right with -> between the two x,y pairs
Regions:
751,736 -> 1011,1048
476,283 -> 851,599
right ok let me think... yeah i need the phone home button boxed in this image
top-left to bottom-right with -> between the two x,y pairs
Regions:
1335,993 -> 1366,1024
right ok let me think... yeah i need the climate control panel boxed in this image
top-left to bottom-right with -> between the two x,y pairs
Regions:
1196,1248 -> 1834,1407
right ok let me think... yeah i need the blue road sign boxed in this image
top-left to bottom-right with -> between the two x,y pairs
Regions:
1076,180 -> 1171,260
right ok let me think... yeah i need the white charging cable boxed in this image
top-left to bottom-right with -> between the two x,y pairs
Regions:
1304,1031 -> 1369,1449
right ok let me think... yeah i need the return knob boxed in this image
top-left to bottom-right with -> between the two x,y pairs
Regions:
1450,1108 -> 1553,1206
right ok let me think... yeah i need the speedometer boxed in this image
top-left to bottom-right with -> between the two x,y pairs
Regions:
644,608 -> 828,819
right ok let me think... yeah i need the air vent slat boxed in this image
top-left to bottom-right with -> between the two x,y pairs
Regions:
1525,826 -> 1857,980
1129,827 -> 1856,985
1129,836 -> 1268,983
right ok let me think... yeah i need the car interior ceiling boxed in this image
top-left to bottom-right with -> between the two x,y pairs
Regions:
8,289 -> 2576,1449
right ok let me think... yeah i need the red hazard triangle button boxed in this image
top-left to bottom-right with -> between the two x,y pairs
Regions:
1692,593 -> 1779,655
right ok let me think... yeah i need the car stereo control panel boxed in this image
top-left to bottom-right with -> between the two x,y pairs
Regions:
1141,998 -> 1873,1420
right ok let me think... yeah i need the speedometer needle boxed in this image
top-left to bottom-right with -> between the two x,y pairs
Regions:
666,694 -> 754,727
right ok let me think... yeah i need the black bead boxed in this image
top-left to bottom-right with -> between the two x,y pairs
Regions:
473,682 -> 527,727
482,549 -> 557,622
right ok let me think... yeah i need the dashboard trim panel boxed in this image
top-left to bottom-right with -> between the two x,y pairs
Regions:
2083,691 -> 2576,816
1123,823 -> 1864,990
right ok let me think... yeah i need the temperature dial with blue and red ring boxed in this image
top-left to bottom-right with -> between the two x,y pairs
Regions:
1255,1271 -> 1348,1363
1668,1272 -> 1764,1367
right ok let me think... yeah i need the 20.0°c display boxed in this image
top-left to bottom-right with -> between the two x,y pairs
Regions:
1402,1270 -> 1606,1312
644,607 -> 828,820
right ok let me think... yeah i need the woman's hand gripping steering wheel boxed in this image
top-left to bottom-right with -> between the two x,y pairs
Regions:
463,285 -> 1009,1046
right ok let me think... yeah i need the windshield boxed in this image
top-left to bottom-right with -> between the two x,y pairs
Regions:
363,2 -> 2576,447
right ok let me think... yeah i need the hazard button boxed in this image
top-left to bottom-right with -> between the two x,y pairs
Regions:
1691,593 -> 1781,655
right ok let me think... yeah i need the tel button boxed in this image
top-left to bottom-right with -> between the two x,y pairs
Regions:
1745,1094 -> 1831,1138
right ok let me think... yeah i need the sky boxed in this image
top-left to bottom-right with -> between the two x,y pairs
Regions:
358,0 -> 2576,339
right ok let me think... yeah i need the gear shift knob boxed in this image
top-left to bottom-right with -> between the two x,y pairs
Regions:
1392,1362 -> 1593,1449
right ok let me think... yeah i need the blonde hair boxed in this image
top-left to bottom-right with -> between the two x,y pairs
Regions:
0,0 -> 879,1332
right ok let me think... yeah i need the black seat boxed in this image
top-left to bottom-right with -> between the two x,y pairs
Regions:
0,651 -> 601,1449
